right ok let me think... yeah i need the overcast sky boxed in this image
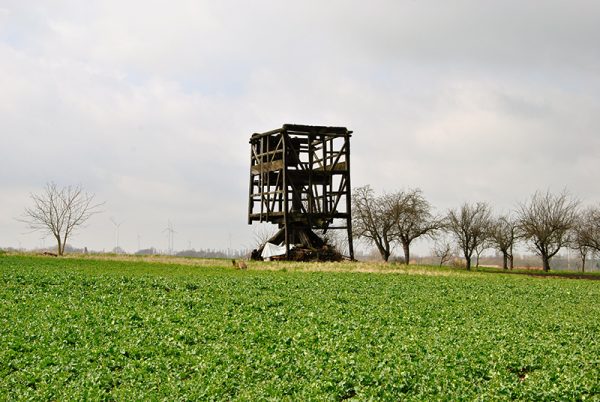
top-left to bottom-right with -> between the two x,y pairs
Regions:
1,1 -> 599,254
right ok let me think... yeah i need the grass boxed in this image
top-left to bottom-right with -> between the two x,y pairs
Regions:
1,254 -> 599,400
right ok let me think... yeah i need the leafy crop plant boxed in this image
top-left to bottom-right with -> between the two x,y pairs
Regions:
0,255 -> 598,400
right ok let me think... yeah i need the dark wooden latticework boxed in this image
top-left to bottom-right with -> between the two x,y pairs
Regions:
248,124 -> 354,260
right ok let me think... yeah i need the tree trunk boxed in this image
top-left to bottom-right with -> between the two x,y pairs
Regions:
402,242 -> 410,265
56,236 -> 63,256
374,241 -> 390,262
542,254 -> 551,272
581,256 -> 586,273
465,256 -> 471,271
502,252 -> 508,270
509,254 -> 514,270
475,253 -> 481,268
379,248 -> 390,262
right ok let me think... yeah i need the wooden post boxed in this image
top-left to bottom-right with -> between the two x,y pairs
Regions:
259,137 -> 264,220
345,133 -> 354,260
248,140 -> 255,224
282,131 -> 290,258
322,134 -> 328,216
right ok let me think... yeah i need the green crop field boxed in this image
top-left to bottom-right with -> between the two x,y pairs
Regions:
1,255 -> 599,400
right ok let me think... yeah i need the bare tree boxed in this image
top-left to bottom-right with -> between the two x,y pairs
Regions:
446,202 -> 493,271
571,234 -> 590,273
569,206 -> 600,272
570,208 -> 599,272
578,206 -> 600,254
474,237 -> 493,268
320,229 -> 350,256
433,239 -> 454,267
21,182 -> 103,256
490,215 -> 518,270
517,190 -> 579,272
352,186 -> 398,262
252,224 -> 278,248
390,188 -> 443,265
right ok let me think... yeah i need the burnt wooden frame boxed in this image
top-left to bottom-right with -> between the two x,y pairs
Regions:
248,124 -> 354,259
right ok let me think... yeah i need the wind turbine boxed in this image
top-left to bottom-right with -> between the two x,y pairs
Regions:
228,232 -> 232,258
162,220 -> 176,255
110,217 -> 125,253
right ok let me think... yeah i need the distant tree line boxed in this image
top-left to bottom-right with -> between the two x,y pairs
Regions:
174,249 -> 249,259
17,182 -> 600,271
352,186 -> 600,272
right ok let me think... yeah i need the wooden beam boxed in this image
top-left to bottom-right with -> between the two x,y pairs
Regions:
251,160 -> 284,175
345,134 -> 354,260
282,133 -> 290,258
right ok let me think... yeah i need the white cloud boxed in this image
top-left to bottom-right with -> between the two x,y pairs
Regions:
1,1 -> 600,254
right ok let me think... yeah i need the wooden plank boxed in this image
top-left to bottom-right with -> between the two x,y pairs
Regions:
251,160 -> 284,175
250,128 -> 283,140
249,212 -> 350,220
253,149 -> 283,158
283,124 -> 349,135
314,161 -> 347,172
250,190 -> 283,197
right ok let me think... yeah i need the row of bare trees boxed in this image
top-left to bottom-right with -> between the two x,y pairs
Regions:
352,186 -> 600,272
352,186 -> 443,263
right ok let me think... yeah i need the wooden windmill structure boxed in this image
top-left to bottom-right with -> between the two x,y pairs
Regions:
248,124 -> 354,260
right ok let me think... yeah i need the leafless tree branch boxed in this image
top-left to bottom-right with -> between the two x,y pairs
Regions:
433,239 -> 454,267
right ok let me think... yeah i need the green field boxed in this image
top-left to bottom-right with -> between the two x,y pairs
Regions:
1,255 -> 599,400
